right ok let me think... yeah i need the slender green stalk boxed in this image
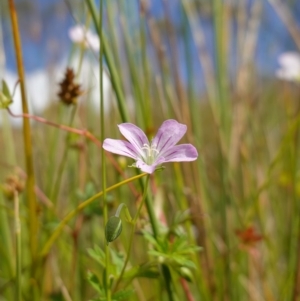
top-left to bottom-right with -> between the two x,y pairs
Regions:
14,191 -> 21,301
143,177 -> 175,301
290,118 -> 300,301
144,187 -> 160,239
41,173 -> 147,257
8,1 -> 38,298
212,0 -> 230,142
212,1 -> 231,299
114,175 -> 150,291
117,2 -> 146,126
51,105 -> 77,205
85,0 -> 129,122
139,6 -> 152,130
106,2 -> 122,76
99,1 -> 111,300
0,115 -> 15,284
0,193 -> 14,282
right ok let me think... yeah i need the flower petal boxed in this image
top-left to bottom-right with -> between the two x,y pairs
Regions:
152,120 -> 187,155
135,160 -> 156,174
103,138 -> 139,159
136,156 -> 166,174
161,144 -> 198,163
118,123 -> 149,157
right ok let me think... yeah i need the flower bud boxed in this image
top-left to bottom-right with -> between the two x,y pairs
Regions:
179,267 -> 194,282
105,216 -> 122,244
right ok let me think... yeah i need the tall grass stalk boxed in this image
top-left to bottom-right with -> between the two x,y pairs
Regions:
51,105 -> 77,205
0,193 -> 14,301
7,0 -> 38,297
99,0 -> 111,300
212,1 -> 232,299
14,191 -> 21,301
86,0 -> 129,122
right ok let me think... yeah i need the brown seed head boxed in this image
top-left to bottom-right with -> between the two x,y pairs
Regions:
58,67 -> 83,105
2,174 -> 25,200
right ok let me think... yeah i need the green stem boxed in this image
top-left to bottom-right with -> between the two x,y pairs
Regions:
143,178 -> 175,301
162,264 -> 175,301
99,1 -> 111,300
213,1 -> 230,299
51,105 -> 77,205
144,187 -> 159,238
114,175 -> 150,291
85,0 -> 129,122
40,173 -> 147,257
14,191 -> 21,301
212,0 -> 229,141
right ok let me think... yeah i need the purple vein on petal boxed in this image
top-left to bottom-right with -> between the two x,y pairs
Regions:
158,136 -> 172,155
163,144 -> 198,162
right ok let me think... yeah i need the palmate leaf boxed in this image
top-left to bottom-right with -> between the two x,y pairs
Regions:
110,248 -> 125,274
123,261 -> 160,279
87,271 -> 104,295
87,245 -> 106,268
112,289 -> 134,301
142,229 -> 201,273
87,271 -> 132,301
148,250 -> 197,269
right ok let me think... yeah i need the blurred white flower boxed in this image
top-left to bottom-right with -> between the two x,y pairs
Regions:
276,52 -> 300,82
68,25 -> 100,52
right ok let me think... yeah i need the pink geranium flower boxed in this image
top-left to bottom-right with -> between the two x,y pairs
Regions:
103,119 -> 198,174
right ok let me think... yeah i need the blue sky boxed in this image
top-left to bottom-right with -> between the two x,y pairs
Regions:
1,0 -> 300,78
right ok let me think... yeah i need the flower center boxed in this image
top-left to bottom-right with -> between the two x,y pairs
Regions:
141,143 -> 159,165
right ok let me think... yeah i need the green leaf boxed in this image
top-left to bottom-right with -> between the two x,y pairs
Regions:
2,80 -> 11,99
123,262 -> 160,279
110,248 -> 125,274
0,79 -> 13,109
87,245 -> 106,267
87,271 -> 104,294
0,90 -> 12,109
112,289 -> 134,301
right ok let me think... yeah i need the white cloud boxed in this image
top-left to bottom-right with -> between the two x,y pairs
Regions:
0,55 -> 112,127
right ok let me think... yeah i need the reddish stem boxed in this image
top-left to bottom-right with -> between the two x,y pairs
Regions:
7,108 -> 139,197
180,278 -> 196,301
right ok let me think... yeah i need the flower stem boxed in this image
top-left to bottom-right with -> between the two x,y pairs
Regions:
7,108 -> 140,197
144,183 -> 175,301
40,173 -> 147,257
114,175 -> 150,291
144,186 -> 160,238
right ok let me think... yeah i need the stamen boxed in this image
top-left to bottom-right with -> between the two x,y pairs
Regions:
141,143 -> 159,164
